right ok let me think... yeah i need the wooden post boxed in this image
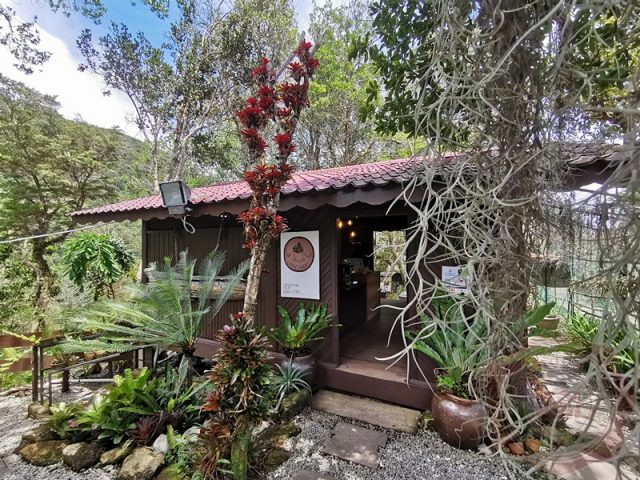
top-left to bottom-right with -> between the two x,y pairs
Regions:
31,345 -> 39,402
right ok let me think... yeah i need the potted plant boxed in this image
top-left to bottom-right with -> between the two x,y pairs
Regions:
268,303 -> 334,383
408,295 -> 488,449
538,314 -> 560,330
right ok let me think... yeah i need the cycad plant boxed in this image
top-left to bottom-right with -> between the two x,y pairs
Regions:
62,250 -> 248,360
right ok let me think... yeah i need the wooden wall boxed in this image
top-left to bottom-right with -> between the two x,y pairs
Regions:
142,206 -> 337,351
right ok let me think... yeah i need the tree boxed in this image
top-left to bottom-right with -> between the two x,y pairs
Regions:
77,0 -> 297,189
237,40 -> 319,324
359,0 -> 639,461
293,1 -> 408,170
0,75 -> 123,320
62,232 -> 135,300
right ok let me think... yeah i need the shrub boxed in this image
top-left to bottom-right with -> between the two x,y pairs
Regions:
75,368 -> 160,444
563,313 -> 599,356
201,315 -> 274,480
269,303 -> 333,356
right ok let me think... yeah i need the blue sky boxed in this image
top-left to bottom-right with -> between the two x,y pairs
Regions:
0,0 -> 327,136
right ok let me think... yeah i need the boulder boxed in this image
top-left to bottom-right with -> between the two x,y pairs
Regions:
27,402 -> 51,420
100,440 -> 135,465
63,442 -> 104,471
152,434 -> 168,454
118,447 -> 164,480
155,464 -> 184,480
19,423 -> 56,449
20,440 -> 69,466
262,447 -> 291,474
278,389 -> 311,421
256,421 -> 302,448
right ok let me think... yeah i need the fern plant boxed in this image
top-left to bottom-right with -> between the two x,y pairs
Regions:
62,250 -> 247,359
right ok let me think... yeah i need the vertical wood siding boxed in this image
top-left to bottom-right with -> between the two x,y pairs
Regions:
144,218 -> 277,339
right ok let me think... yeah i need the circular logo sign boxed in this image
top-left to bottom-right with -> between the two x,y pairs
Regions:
283,236 -> 315,272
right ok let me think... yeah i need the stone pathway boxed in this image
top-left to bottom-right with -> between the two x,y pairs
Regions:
311,389 -> 420,433
320,421 -> 388,468
530,336 -> 637,480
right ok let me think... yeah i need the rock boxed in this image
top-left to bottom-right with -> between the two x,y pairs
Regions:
152,434 -> 168,454
541,425 -> 574,447
100,440 -> 135,465
262,447 -> 291,473
27,402 -> 51,420
182,426 -> 200,442
155,464 -> 184,480
256,421 -> 302,448
63,442 -> 104,471
278,389 -> 311,421
524,438 -> 541,453
20,440 -> 69,466
118,447 -> 164,480
507,442 -> 525,456
18,423 -> 56,449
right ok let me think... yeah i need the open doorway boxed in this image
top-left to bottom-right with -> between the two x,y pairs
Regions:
337,215 -> 409,380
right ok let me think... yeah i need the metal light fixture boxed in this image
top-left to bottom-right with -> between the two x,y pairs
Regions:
159,180 -> 192,216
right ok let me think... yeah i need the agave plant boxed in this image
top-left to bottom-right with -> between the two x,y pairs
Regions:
62,250 -> 248,359
268,303 -> 334,356
273,361 -> 311,409
407,295 -> 490,396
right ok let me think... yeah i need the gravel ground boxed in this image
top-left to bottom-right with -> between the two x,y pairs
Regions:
267,408 -> 545,480
0,386 -> 112,480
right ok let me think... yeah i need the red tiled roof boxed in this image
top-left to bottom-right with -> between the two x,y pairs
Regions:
72,157 -> 425,217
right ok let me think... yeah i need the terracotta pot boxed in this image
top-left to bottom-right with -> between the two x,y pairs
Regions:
431,392 -> 485,449
280,354 -> 317,385
538,315 -> 560,330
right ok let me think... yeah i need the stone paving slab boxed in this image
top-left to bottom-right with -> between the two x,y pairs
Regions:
320,421 -> 388,468
544,452 -> 637,480
311,389 -> 420,433
291,470 -> 337,480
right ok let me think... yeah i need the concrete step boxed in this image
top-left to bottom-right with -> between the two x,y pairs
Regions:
311,389 -> 421,434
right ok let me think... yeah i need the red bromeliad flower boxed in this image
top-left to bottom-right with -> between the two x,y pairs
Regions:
251,57 -> 272,84
202,392 -> 220,412
237,42 -> 317,251
240,128 -> 267,155
274,131 -> 295,158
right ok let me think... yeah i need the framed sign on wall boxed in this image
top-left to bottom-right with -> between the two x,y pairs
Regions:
280,230 -> 320,299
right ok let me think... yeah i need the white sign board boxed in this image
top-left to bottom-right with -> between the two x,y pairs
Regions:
280,231 -> 320,299
442,265 -> 467,295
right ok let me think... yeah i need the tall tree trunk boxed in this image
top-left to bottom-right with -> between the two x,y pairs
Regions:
242,235 -> 271,324
230,422 -> 252,480
31,240 -> 54,330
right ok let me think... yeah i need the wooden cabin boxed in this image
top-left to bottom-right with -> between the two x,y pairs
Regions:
72,149 -> 624,409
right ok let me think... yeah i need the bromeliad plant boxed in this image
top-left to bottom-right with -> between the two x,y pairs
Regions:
269,303 -> 334,357
62,250 -> 247,365
273,361 -> 311,409
201,315 -> 274,480
238,40 -> 319,324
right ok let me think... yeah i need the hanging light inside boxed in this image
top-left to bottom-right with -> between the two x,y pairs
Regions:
337,218 -> 344,229
347,219 -> 353,226
349,230 -> 356,239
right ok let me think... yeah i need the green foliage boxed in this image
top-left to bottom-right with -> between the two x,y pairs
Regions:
75,368 -> 160,444
62,250 -> 248,357
48,402 -> 85,441
269,303 -> 334,355
201,317 -> 274,478
563,313 -> 600,356
435,374 -> 469,399
408,295 -> 489,394
63,232 -> 135,300
273,361 -> 311,409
